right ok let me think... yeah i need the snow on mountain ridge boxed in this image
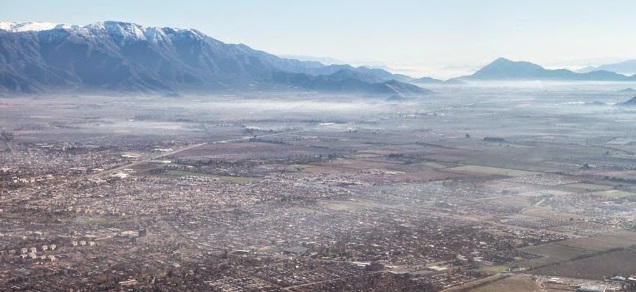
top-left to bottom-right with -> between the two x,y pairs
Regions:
0,22 -> 12,31
0,21 -> 63,32
0,20 -> 429,95
0,21 -> 202,42
84,21 -> 206,45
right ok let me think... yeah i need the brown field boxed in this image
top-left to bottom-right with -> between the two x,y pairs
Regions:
470,275 -> 541,292
319,199 -> 387,211
302,158 -> 466,183
516,245 -> 591,269
418,148 -> 472,164
485,196 -> 534,209
556,183 -> 614,193
521,207 -> 585,221
323,157 -> 404,170
533,248 -> 636,280
521,243 -> 592,262
174,141 -> 325,160
358,170 -> 466,183
557,232 -> 636,251
482,180 -> 549,194
593,189 -> 636,199
447,165 -> 539,177
516,232 -> 636,270
595,170 -> 636,181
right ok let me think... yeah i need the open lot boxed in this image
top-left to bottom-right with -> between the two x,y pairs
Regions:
516,232 -> 636,271
446,165 -> 540,177
533,248 -> 636,280
469,275 -> 541,292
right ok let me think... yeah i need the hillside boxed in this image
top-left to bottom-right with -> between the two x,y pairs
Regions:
0,21 -> 429,97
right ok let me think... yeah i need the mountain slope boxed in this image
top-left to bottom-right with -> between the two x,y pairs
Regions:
618,96 -> 636,106
455,58 -> 631,81
579,59 -> 636,75
0,21 -> 428,96
271,71 -> 432,95
412,76 -> 445,84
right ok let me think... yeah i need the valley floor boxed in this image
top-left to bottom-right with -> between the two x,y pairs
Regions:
1,85 -> 635,291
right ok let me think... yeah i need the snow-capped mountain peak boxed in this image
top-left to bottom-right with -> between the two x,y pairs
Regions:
0,20 -> 422,96
0,20 -> 203,42
79,21 -> 204,43
0,21 -> 68,32
86,21 -> 146,39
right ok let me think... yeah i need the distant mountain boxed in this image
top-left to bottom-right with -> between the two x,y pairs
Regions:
272,71 -> 431,96
454,57 -> 632,81
617,96 -> 636,106
412,76 -> 444,84
278,54 -> 346,65
579,59 -> 636,75
0,21 -> 428,97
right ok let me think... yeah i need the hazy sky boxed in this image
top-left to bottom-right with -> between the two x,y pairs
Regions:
2,0 -> 635,78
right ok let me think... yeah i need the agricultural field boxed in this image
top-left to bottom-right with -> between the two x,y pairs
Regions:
593,189 -> 636,199
533,248 -> 636,280
557,183 -> 615,193
446,165 -> 540,177
515,232 -> 636,271
518,243 -> 595,269
469,275 -> 541,292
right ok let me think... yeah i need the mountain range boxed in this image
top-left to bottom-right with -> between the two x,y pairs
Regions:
578,60 -> 636,76
2,21 -> 636,96
0,21 -> 430,97
453,58 -> 635,82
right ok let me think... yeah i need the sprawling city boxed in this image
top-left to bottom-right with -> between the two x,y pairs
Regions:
1,84 -> 635,291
